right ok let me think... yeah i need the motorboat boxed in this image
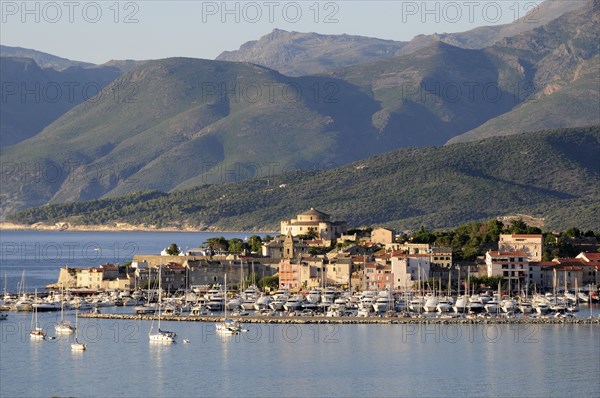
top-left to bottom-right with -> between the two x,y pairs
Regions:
283,295 -> 304,312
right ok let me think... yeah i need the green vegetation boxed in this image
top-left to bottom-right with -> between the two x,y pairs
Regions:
164,243 -> 180,256
9,127 -> 600,231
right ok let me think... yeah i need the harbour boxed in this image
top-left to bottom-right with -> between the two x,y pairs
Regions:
1,230 -> 599,397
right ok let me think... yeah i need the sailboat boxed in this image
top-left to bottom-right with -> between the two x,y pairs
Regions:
149,265 -> 176,343
71,310 -> 86,351
55,286 -> 74,334
216,274 -> 242,335
30,289 -> 45,341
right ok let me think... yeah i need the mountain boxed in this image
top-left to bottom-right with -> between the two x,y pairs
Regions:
0,45 -> 94,70
9,127 -> 599,231
0,41 -> 533,215
0,57 -> 383,216
400,0 -> 588,54
448,0 -> 600,144
217,29 -> 407,76
0,57 -> 122,147
447,56 -> 600,144
217,0 -> 586,76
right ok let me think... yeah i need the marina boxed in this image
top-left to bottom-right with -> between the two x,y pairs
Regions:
1,230 -> 599,397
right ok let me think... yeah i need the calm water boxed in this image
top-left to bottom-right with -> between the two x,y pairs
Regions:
0,230 -> 273,292
0,310 -> 599,398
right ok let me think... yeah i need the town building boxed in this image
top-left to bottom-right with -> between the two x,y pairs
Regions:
261,231 -> 309,259
278,257 -> 325,290
280,208 -> 348,243
371,227 -> 396,244
390,254 -> 431,290
485,250 -> 529,288
498,234 -> 544,261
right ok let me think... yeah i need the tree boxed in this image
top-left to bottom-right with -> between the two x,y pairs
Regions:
228,238 -> 247,254
165,243 -> 180,255
564,227 -> 581,239
204,237 -> 229,251
247,235 -> 263,252
258,275 -> 279,290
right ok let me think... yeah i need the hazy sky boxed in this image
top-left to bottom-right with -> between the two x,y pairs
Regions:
1,1 -> 544,64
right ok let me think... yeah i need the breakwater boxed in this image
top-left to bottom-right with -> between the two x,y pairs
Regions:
80,313 -> 600,325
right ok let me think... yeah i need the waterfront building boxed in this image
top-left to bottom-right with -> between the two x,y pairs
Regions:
390,254 -> 431,290
485,250 -> 529,286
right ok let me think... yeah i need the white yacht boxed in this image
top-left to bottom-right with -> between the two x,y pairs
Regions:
306,290 -> 321,304
578,292 -> 590,303
501,299 -> 516,314
436,297 -> 453,313
373,296 -> 394,313
484,296 -> 501,314
269,297 -> 287,311
423,295 -> 439,313
409,297 -> 425,313
254,295 -> 271,311
283,295 -> 304,312
518,301 -> 533,314
206,295 -> 225,311
453,296 -> 469,313
534,301 -> 550,314
226,297 -> 241,311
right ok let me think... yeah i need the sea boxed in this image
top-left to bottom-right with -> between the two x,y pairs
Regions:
1,231 -> 599,398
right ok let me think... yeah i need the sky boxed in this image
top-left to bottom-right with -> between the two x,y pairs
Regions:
1,0 -> 544,64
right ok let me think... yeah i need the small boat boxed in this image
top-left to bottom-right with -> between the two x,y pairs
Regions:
71,310 -> 87,351
149,266 -> 176,343
0,313 -> 7,320
216,275 -> 242,335
55,287 -> 74,334
30,289 -> 46,341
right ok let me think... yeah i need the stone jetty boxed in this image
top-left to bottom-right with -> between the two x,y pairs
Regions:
80,313 -> 600,325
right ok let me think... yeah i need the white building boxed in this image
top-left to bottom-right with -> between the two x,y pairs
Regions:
485,250 -> 529,287
390,254 -> 431,290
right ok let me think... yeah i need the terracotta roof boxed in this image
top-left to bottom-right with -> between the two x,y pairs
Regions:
284,221 -> 322,226
391,253 -> 430,258
579,252 -> 600,261
487,251 -> 528,257
554,258 -> 597,267
529,262 -> 558,267
501,234 -> 543,238
299,208 -> 330,217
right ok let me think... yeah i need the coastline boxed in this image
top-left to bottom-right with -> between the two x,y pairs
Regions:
0,221 -> 273,233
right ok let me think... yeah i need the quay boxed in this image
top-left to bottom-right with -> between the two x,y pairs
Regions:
80,313 -> 600,325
